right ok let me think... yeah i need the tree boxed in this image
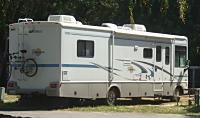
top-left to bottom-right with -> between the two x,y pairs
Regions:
1,0 -> 200,87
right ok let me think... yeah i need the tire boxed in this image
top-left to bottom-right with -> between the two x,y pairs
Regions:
23,58 -> 38,77
107,89 -> 117,106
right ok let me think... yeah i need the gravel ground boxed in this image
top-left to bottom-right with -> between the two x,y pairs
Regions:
0,111 -> 200,118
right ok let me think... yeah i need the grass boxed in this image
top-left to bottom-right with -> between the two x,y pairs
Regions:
1,94 -> 200,115
63,102 -> 200,115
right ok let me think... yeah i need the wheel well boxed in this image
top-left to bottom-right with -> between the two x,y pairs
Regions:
109,86 -> 121,98
175,86 -> 184,95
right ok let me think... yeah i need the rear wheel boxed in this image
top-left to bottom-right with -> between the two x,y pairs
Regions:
107,89 -> 117,105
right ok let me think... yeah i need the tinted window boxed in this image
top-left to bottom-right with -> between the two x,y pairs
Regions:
165,47 -> 170,65
77,40 -> 94,58
156,46 -> 161,62
143,48 -> 152,59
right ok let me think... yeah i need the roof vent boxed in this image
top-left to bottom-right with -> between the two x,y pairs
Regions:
117,26 -> 132,30
76,21 -> 83,25
48,15 -> 76,24
102,23 -> 117,29
123,24 -> 146,32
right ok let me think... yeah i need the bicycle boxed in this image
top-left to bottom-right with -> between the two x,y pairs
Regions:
8,49 -> 38,79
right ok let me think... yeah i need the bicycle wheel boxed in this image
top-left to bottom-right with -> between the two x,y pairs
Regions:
23,58 -> 38,77
7,62 -> 13,80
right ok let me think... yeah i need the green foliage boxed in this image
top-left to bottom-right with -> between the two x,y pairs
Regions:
178,0 -> 188,23
128,0 -> 135,24
0,0 -> 200,86
160,0 -> 169,15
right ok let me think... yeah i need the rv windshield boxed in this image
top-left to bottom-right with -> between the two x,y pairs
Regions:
175,46 -> 187,68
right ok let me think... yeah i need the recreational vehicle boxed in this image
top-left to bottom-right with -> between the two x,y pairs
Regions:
7,15 -> 188,105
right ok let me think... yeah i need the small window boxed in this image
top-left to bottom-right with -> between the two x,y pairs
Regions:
143,48 -> 152,58
165,47 -> 170,65
77,40 -> 94,58
156,46 -> 161,62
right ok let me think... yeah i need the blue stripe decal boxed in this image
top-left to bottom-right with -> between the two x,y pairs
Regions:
11,64 -> 98,68
11,64 -> 59,67
37,64 -> 59,67
11,64 -> 21,68
62,64 -> 98,68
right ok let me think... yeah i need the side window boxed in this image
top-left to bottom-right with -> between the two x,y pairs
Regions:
143,48 -> 152,59
175,46 -> 186,67
156,46 -> 161,62
165,47 -> 170,65
77,40 -> 94,58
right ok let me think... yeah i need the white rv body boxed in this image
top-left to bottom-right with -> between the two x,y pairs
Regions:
7,15 -> 188,100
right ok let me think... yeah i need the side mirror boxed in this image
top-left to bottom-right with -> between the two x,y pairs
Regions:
184,60 -> 190,73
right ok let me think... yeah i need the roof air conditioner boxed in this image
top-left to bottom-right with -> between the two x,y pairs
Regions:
102,23 -> 117,29
123,24 -> 146,32
48,15 -> 76,24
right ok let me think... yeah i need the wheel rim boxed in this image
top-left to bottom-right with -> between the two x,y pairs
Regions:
107,90 -> 116,105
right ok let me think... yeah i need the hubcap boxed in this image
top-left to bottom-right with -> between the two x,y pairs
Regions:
107,90 -> 116,105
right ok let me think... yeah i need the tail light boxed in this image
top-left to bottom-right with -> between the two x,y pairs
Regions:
7,81 -> 17,88
49,82 -> 61,88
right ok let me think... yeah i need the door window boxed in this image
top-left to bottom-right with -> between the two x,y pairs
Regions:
156,46 -> 161,62
175,46 -> 186,67
165,47 -> 169,65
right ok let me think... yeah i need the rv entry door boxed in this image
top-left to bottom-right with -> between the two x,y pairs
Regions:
153,43 -> 171,95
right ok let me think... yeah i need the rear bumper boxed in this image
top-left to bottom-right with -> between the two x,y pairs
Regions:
7,87 -> 61,97
46,87 -> 60,96
7,88 -> 46,95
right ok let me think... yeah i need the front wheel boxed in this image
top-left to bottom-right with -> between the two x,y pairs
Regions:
107,89 -> 117,105
23,58 -> 38,77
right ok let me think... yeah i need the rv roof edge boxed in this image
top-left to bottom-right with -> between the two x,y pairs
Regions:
115,29 -> 187,40
174,35 -> 188,40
